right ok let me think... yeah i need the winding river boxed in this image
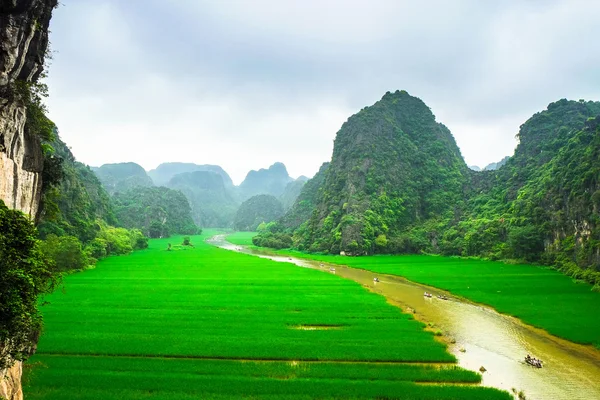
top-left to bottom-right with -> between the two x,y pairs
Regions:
208,235 -> 600,400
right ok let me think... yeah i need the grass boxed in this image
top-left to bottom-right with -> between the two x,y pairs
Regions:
265,250 -> 600,347
24,232 -> 511,399
226,231 -> 258,246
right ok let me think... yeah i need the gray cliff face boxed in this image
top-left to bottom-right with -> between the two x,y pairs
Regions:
0,1 -> 57,399
0,0 -> 57,219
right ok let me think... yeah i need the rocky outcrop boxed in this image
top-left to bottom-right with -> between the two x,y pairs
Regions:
0,362 -> 22,400
0,0 -> 57,218
0,1 -> 57,398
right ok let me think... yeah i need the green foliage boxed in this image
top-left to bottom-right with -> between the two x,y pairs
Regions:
95,221 -> 147,256
12,80 -> 55,142
233,194 -> 284,231
38,135 -> 116,242
112,186 -> 199,238
259,91 -> 468,255
40,235 -> 91,272
252,231 -> 293,249
256,95 -> 600,284
36,133 -> 149,270
0,200 -> 58,369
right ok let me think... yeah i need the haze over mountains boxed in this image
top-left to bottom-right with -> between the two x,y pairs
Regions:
87,89 -> 600,287
92,160 -> 307,227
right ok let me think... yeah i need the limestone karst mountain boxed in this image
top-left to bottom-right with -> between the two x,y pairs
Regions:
238,162 -> 294,201
93,162 -> 154,195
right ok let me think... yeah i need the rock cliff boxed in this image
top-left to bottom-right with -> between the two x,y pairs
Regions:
0,0 -> 56,219
0,1 -> 57,398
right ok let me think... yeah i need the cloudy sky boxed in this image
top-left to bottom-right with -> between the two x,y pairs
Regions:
46,0 -> 600,184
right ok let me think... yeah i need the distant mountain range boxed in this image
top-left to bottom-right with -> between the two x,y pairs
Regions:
469,156 -> 511,172
92,161 -> 308,227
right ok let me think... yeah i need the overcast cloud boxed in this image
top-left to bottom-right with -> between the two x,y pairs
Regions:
46,0 -> 600,184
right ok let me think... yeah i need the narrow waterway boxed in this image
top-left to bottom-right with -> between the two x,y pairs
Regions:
208,235 -> 600,400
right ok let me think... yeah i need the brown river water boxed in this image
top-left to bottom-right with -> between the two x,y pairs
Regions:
208,235 -> 600,400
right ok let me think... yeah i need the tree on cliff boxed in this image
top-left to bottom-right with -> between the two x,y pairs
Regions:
0,200 -> 58,368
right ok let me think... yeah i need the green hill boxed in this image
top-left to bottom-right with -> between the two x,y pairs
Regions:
112,186 -> 198,238
93,162 -> 153,195
238,162 -> 293,200
257,92 -> 600,284
233,194 -> 284,231
167,171 -> 238,227
148,162 -> 234,188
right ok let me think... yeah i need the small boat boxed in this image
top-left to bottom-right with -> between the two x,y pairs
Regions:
424,292 -> 432,298
329,267 -> 336,272
373,277 -> 380,282
437,295 -> 449,300
525,356 -> 543,368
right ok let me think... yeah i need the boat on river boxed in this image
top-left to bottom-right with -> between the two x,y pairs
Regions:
424,292 -> 432,298
373,277 -> 380,282
525,355 -> 543,368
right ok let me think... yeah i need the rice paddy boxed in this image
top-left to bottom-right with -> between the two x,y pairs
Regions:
23,233 -> 511,399
262,245 -> 600,348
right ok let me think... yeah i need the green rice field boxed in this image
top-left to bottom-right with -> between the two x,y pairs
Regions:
226,231 -> 257,246
252,238 -> 600,348
24,233 -> 510,399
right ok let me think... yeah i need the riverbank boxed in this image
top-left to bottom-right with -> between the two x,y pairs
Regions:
219,233 -> 600,400
228,233 -> 600,349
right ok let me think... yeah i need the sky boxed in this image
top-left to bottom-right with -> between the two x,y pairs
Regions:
45,0 -> 600,185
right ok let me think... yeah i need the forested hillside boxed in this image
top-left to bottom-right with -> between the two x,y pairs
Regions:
256,92 -> 600,285
270,91 -> 469,254
112,187 -> 199,238
92,162 -> 153,194
233,194 -> 284,231
37,134 -> 148,271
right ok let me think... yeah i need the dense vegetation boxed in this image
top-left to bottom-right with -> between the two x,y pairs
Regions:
39,135 -> 116,241
256,92 -> 600,285
233,194 -> 284,231
24,234 -> 510,399
0,200 -> 58,369
37,134 -> 148,272
92,162 -> 153,195
112,186 -> 199,238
